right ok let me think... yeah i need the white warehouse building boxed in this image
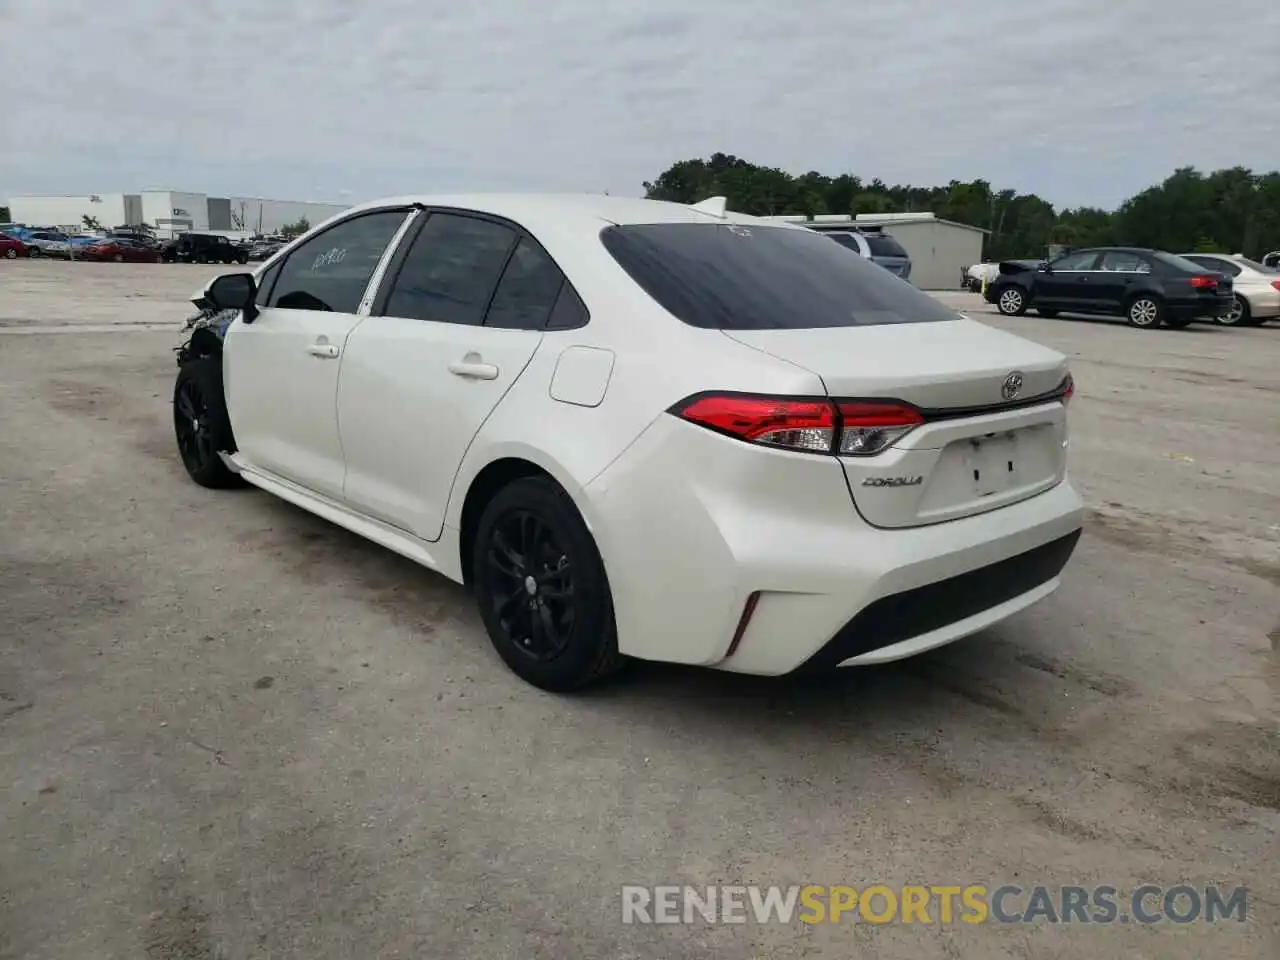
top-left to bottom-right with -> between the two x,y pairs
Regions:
6,190 -> 349,239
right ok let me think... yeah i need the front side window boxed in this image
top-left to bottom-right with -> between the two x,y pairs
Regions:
600,223 -> 955,329
1050,250 -> 1100,271
382,213 -> 516,325
268,210 -> 408,313
255,259 -> 282,307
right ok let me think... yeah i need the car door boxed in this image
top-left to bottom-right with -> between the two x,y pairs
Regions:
221,207 -> 416,500
1093,250 -> 1154,311
337,210 -> 566,541
1036,250 -> 1102,310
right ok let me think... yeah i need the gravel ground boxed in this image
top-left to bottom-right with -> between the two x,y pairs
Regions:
1,260 -> 1277,959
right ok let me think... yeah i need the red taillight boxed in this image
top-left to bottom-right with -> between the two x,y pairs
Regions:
673,394 -> 836,452
671,393 -> 923,457
1189,275 -> 1218,290
1271,280 -> 1280,292
1061,373 -> 1074,405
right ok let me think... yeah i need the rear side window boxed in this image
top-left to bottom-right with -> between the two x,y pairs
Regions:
484,237 -> 566,330
863,233 -> 909,258
826,233 -> 864,254
600,223 -> 955,329
383,213 -> 516,325
1098,251 -> 1151,273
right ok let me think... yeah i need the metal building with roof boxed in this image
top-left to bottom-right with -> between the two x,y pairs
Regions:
762,212 -> 989,291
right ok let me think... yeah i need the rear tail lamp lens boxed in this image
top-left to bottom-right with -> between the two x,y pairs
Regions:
671,394 -> 836,452
1189,275 -> 1218,289
1061,373 -> 1074,405
836,402 -> 924,455
1271,280 -> 1280,292
671,394 -> 923,457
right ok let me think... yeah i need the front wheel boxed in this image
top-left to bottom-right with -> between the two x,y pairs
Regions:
27,247 -> 40,258
173,355 -> 242,488
995,286 -> 1028,316
112,253 -> 124,263
1218,295 -> 1252,327
1126,295 -> 1164,329
472,477 -> 624,691
3,248 -> 16,260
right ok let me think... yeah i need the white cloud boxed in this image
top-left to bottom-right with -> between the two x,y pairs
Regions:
1,0 -> 1277,209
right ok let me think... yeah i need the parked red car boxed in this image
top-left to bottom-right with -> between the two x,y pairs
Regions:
80,237 -> 163,263
1,235 -> 29,259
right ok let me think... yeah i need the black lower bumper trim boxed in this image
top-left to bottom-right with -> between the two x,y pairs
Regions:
796,528 -> 1082,672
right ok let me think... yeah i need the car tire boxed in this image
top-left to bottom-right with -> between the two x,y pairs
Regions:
112,253 -> 124,263
27,247 -> 40,258
995,286 -> 1028,316
472,476 -> 624,692
1125,295 -> 1164,329
1036,308 -> 1059,318
173,355 -> 243,489
1217,295 -> 1252,327
3,248 -> 16,259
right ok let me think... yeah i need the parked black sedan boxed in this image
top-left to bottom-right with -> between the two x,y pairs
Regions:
984,247 -> 1233,329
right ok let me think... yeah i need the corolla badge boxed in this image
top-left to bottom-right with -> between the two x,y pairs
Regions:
862,476 -> 924,487
1001,371 -> 1025,400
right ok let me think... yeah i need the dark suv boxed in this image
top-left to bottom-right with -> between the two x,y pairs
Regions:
984,246 -> 1233,329
162,233 -> 249,265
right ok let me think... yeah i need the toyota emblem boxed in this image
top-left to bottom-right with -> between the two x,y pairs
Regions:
1001,372 -> 1024,401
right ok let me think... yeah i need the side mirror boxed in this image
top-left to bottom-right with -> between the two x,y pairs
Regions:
206,272 -> 258,322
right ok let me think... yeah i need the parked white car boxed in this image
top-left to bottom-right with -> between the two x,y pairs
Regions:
963,261 -> 1001,291
173,194 -> 1084,691
1177,253 -> 1280,326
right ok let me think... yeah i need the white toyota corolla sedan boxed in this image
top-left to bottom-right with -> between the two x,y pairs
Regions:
173,193 -> 1085,691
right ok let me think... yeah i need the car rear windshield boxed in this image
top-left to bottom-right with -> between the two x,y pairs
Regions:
599,223 -> 955,329
863,233 -> 909,258
1154,251 -> 1214,274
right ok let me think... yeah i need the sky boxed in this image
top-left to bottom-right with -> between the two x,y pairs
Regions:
2,0 -> 1278,211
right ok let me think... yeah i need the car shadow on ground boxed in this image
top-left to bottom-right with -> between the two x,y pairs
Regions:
239,480 -> 1058,740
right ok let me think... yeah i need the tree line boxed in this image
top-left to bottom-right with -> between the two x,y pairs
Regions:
642,154 -> 1280,262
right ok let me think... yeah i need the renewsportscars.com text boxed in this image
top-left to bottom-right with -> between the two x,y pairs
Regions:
621,884 -> 1248,925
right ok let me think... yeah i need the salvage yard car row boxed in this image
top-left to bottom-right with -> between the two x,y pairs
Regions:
978,246 -> 1280,329
0,225 -> 286,264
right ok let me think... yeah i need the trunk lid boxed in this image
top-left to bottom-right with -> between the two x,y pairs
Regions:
723,318 -> 1072,528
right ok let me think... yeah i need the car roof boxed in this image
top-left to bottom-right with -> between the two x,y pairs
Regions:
337,193 -> 807,233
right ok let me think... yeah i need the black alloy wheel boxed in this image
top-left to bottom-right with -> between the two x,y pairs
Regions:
472,477 -> 623,691
172,356 -> 240,488
483,509 -> 576,662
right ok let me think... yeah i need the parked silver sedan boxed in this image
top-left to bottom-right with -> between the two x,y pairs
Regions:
1179,253 -> 1280,326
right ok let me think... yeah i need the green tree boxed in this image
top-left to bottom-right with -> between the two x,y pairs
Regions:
82,215 -> 103,231
641,157 -> 1280,260
279,217 -> 310,239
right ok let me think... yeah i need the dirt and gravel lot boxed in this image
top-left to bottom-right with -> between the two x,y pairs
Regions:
1,259 -> 1277,959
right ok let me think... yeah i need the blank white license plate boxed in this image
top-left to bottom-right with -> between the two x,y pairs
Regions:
963,434 -> 1019,497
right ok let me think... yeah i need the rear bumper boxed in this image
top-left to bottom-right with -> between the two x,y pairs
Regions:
584,415 -> 1085,676
1245,289 -> 1280,318
1167,296 -> 1231,320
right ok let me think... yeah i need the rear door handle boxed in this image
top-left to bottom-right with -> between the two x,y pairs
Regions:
448,357 -> 499,380
307,343 -> 340,359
